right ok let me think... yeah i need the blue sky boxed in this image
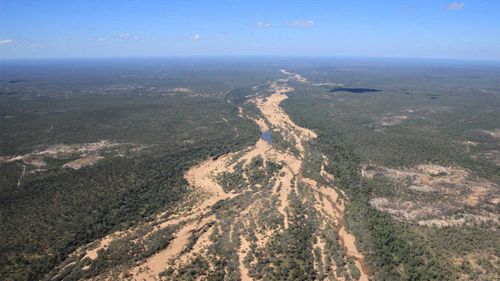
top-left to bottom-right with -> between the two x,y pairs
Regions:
0,0 -> 499,60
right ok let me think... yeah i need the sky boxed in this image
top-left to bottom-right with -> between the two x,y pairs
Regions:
0,0 -> 499,60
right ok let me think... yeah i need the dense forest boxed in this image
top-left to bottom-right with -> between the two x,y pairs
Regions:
1,59 -> 499,280
282,63 -> 500,280
0,61 -> 278,280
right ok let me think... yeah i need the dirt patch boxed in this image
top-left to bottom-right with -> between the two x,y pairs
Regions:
312,235 -> 327,274
171,87 -> 194,93
463,140 -> 479,146
0,140 -> 138,170
452,252 -> 500,281
63,155 -> 104,169
84,235 -> 117,260
279,69 -> 308,83
274,168 -> 292,229
320,157 -> 335,182
238,235 -> 252,281
482,129 -> 500,139
380,115 -> 408,126
304,177 -> 368,281
363,164 -> 500,226
130,216 -> 214,280
16,164 -> 26,187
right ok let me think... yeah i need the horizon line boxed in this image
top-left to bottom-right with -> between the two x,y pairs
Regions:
1,55 -> 500,64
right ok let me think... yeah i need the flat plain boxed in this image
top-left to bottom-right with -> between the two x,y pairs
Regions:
1,58 -> 499,280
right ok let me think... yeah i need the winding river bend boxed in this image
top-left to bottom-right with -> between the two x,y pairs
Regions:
53,70 -> 368,281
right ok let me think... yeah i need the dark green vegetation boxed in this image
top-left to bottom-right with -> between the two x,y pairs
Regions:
1,58 -> 499,280
248,187 -> 317,281
0,59 -> 280,280
217,156 -> 282,193
285,63 -> 500,185
49,225 -> 178,280
282,60 -> 500,280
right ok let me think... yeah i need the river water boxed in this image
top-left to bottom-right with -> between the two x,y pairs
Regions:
261,131 -> 272,144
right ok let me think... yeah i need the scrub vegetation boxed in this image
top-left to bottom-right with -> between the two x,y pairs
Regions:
1,58 -> 498,281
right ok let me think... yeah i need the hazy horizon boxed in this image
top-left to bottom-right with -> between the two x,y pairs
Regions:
2,55 -> 500,64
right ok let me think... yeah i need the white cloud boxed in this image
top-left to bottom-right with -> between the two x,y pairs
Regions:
447,2 -> 464,10
256,21 -> 272,28
190,34 -> 201,41
118,33 -> 139,40
285,20 -> 315,27
0,39 -> 14,45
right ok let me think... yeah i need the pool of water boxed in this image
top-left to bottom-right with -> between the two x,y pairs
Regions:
261,131 -> 272,144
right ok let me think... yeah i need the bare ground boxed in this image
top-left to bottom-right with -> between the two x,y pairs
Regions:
363,164 -> 500,226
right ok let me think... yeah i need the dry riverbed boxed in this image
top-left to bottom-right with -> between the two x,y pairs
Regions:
49,71 -> 368,281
